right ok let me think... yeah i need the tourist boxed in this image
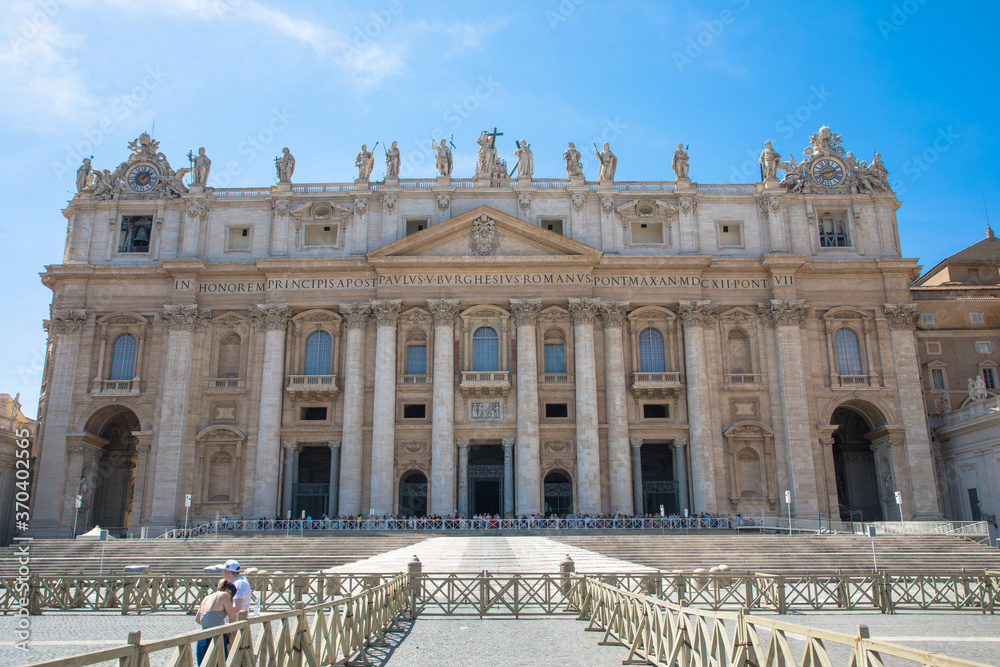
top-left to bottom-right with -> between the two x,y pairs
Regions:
222,560 -> 252,616
194,579 -> 236,665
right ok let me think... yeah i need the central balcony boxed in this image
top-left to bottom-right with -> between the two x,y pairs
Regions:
286,375 -> 340,400
630,371 -> 682,398
460,371 -> 511,398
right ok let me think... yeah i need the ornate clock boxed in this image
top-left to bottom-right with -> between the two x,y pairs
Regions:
126,164 -> 158,192
811,158 -> 844,187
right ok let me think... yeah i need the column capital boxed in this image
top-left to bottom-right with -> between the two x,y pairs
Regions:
136,442 -> 151,453
758,299 -> 809,328
677,301 -> 718,328
884,303 -> 918,330
161,304 -> 212,333
501,437 -> 515,449
509,299 -> 542,327
371,299 -> 402,327
568,298 -> 600,324
340,303 -> 371,330
250,304 -> 290,332
427,299 -> 461,324
283,441 -> 300,452
456,438 -> 471,449
819,436 -> 835,447
328,440 -> 342,450
599,301 -> 630,328
51,309 -> 87,335
630,438 -> 643,449
674,437 -> 688,448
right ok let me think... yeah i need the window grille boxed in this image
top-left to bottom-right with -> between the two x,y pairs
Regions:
834,328 -> 863,375
406,345 -> 427,375
304,331 -> 332,375
471,327 -> 499,371
638,328 -> 666,373
109,334 -> 137,381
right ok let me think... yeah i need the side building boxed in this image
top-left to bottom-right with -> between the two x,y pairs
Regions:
33,126 -> 940,536
1,393 -> 36,546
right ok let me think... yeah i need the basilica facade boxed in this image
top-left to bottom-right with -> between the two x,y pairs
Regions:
32,127 -> 941,537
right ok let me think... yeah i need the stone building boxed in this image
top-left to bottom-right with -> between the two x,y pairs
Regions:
32,126 -> 941,537
913,230 -> 1000,535
1,393 -> 36,546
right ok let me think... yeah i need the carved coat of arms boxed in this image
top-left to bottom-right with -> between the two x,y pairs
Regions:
469,215 -> 500,256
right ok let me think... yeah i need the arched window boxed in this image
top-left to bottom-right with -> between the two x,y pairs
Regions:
543,329 -> 566,374
108,334 -> 137,381
304,331 -> 332,375
472,326 -> 500,371
638,328 -> 666,373
834,328 -> 863,375
727,329 -> 752,374
217,333 -> 241,378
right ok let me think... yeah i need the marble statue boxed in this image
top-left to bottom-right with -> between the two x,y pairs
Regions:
940,388 -> 950,411
10,392 -> 20,418
275,147 -> 295,182
596,142 -> 617,181
76,157 -> 92,192
356,144 -> 375,181
476,131 -> 496,175
759,141 -> 781,180
562,142 -> 583,177
385,141 -> 400,178
870,153 -> 890,189
514,140 -> 533,179
92,169 -> 115,198
975,375 -> 988,401
433,139 -> 453,177
189,147 -> 211,185
672,143 -> 689,180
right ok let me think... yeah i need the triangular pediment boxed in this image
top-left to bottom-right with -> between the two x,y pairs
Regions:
368,205 -> 601,262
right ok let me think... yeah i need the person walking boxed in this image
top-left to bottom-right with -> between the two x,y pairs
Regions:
194,580 -> 237,665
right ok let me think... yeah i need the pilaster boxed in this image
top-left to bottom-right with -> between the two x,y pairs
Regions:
370,299 -> 402,515
568,298 -> 602,514
338,304 -> 370,516
510,298 -> 542,515
249,304 -> 290,518
601,301 -> 632,514
678,300 -> 718,512
427,299 -> 461,515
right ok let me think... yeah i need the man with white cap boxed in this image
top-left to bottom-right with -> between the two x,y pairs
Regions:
222,559 -> 251,615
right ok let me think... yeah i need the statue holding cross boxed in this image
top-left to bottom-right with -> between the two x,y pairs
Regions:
476,127 -> 502,177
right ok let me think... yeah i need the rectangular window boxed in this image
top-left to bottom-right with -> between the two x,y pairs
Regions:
544,344 -> 565,374
406,219 -> 428,236
304,224 -> 338,247
718,222 -> 742,247
925,341 -> 942,355
544,403 -> 568,418
930,368 -> 945,390
631,221 -> 663,244
406,345 -> 427,376
974,341 -> 994,353
643,404 -> 669,419
921,313 -> 934,325
301,407 -> 327,421
818,214 -> 849,247
227,227 -> 251,251
118,215 -> 153,253
541,219 -> 564,235
403,404 -> 426,419
982,368 -> 996,390
971,312 -> 985,324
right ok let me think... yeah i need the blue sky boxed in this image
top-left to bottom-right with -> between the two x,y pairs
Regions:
1,0 -> 997,414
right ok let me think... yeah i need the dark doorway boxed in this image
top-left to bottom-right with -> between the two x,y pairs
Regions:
544,471 -> 573,516
398,472 -> 428,517
473,480 -> 501,515
293,446 -> 330,518
640,443 -> 677,515
468,444 -> 504,516
832,407 -> 883,521
84,407 -> 140,535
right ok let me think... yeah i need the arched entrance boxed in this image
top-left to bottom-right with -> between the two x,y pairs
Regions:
82,407 -> 140,533
543,471 -> 573,516
398,471 -> 428,517
293,446 -> 330,518
831,406 -> 883,521
640,443 -> 677,515
468,444 -> 504,515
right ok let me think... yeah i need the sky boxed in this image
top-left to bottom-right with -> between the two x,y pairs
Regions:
1,0 -> 997,415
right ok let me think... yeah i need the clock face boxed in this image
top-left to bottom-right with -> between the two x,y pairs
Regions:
127,164 -> 158,192
812,158 -> 844,187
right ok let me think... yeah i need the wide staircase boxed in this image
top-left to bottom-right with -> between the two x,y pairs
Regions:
550,533 -> 1000,572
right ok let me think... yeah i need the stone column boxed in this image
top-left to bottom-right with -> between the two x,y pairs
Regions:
510,298 -> 542,515
601,301 -> 632,514
338,304 -> 370,516
149,305 -> 210,528
370,300 -> 402,515
678,301 -> 718,513
884,304 -> 941,517
249,304 -> 290,518
328,441 -> 341,517
630,439 -> 644,515
817,428 -> 838,518
568,298 -> 602,514
502,437 -> 515,516
34,310 -> 85,536
427,299 -> 460,515
281,442 -> 298,516
457,438 -> 470,518
675,438 -> 690,514
759,300 -> 817,515
127,435 -> 153,533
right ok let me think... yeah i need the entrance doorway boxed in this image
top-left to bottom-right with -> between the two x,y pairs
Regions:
83,407 -> 139,534
398,471 -> 428,517
640,443 -> 677,515
293,446 -> 330,518
543,471 -> 573,516
467,444 -> 504,516
831,407 -> 883,521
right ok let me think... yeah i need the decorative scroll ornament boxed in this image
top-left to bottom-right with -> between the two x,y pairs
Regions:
599,301 -> 629,328
677,301 -> 718,328
340,304 -> 371,330
400,441 -> 427,453
469,215 -> 500,256
544,440 -> 572,453
272,200 -> 289,217
437,194 -> 451,210
884,303 -> 918,330
354,197 -> 367,215
382,193 -> 397,213
509,299 -> 542,327
519,194 -> 531,211
51,309 -> 87,335
162,304 -> 211,332
568,298 -> 600,324
758,299 -> 809,328
601,196 -> 615,213
371,300 -> 402,327
187,200 -> 210,220
571,194 -> 585,212
427,299 -> 461,325
249,304 -> 291,332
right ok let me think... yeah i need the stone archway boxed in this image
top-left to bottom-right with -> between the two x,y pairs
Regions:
81,406 -> 140,533
830,406 -> 884,521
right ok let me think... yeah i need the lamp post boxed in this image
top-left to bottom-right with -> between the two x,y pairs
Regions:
785,490 -> 792,536
895,490 -> 903,534
868,524 -> 878,571
72,495 -> 82,538
300,510 -> 305,538
184,494 -> 191,538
